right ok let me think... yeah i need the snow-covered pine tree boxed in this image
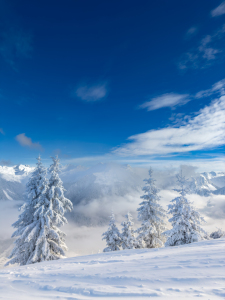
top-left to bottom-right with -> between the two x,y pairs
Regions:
165,170 -> 206,247
41,155 -> 73,260
121,212 -> 136,250
102,212 -> 121,252
6,156 -> 73,266
6,156 -> 49,266
136,168 -> 167,248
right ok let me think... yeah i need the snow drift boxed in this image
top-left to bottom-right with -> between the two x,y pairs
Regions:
0,237 -> 224,299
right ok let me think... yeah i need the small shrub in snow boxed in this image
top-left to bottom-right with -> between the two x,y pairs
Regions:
121,212 -> 136,249
165,171 -> 206,247
102,212 -> 121,252
210,228 -> 225,239
136,168 -> 167,248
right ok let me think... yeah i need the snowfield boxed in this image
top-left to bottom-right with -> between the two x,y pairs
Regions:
0,238 -> 225,299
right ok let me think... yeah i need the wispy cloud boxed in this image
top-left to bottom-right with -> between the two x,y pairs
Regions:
178,24 -> 225,70
140,93 -> 190,111
73,83 -> 107,102
195,78 -> 225,98
140,79 -> 225,112
211,1 -> 225,17
0,159 -> 12,166
114,96 -> 225,156
185,26 -> 198,39
0,128 -> 5,135
0,28 -> 32,69
15,133 -> 43,151
114,82 -> 225,157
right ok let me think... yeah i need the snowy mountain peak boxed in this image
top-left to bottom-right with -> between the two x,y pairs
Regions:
189,171 -> 225,196
14,164 -> 33,175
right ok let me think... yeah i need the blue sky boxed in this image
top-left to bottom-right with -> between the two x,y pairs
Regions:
0,0 -> 225,168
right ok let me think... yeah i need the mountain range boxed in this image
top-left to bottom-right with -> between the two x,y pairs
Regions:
0,163 -> 224,203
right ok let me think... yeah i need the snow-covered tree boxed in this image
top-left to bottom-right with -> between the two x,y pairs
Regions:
40,155 -> 73,261
121,212 -> 136,249
136,168 -> 167,249
6,156 -> 73,266
165,171 -> 206,247
47,155 -> 73,227
102,212 -> 121,252
6,156 -> 49,266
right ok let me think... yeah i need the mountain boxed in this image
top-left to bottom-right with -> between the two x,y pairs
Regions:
0,164 -> 224,203
189,171 -> 225,196
0,165 -> 34,201
213,186 -> 225,195
0,163 -> 142,224
1,237 -> 224,299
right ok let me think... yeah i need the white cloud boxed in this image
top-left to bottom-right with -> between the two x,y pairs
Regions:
74,83 -> 107,102
15,133 -> 43,151
178,25 -> 225,70
211,1 -> 225,17
140,78 -> 225,112
140,93 -> 190,111
0,128 -> 4,135
185,26 -> 198,38
114,95 -> 225,156
195,78 -> 225,98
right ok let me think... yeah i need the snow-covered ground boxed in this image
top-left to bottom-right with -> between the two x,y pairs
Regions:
0,238 -> 224,299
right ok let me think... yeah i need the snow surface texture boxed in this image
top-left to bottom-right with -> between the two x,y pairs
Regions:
0,238 -> 225,299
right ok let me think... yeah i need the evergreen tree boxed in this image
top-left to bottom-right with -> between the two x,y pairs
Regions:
121,212 -> 136,249
165,171 -> 206,246
6,156 -> 73,266
136,168 -> 167,248
6,156 -> 49,266
102,212 -> 121,252
41,155 -> 73,260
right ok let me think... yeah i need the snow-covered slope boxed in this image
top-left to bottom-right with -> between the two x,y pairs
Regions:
1,238 -> 225,299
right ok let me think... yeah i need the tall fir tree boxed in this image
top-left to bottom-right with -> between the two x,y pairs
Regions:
42,155 -> 73,260
121,212 -> 136,249
6,156 -> 73,266
6,156 -> 49,266
136,168 -> 167,248
165,171 -> 206,246
102,212 -> 121,252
